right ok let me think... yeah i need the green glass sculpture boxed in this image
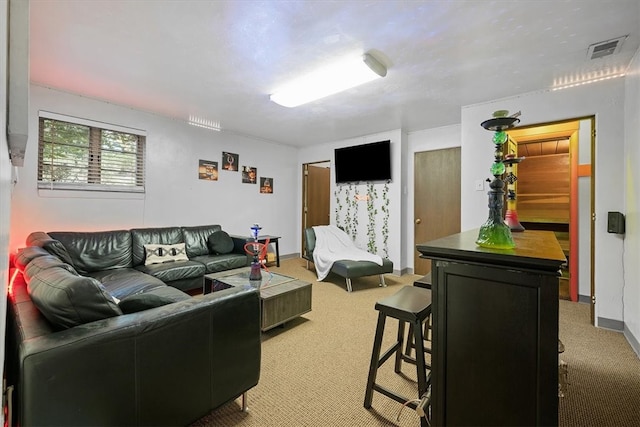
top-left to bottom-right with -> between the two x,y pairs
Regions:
476,112 -> 520,249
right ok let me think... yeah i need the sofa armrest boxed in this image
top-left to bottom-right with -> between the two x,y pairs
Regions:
231,235 -> 251,257
8,281 -> 261,426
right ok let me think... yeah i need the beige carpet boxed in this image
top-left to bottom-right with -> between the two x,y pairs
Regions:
192,258 -> 640,427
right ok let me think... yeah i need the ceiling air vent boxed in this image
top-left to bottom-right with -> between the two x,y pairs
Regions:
587,36 -> 627,60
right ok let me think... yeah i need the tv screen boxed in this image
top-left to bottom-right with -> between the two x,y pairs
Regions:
334,140 -> 392,183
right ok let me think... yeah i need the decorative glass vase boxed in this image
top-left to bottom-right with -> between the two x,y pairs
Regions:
476,112 -> 520,249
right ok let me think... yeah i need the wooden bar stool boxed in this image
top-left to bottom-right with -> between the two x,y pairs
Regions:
364,286 -> 432,425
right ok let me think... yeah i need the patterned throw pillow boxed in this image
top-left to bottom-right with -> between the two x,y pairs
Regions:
144,243 -> 189,265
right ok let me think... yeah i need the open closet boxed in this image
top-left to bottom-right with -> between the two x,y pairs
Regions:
509,119 -> 593,306
515,136 -> 571,298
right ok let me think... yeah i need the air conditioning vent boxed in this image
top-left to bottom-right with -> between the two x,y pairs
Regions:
587,36 -> 627,60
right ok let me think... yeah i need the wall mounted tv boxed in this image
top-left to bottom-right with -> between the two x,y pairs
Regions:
334,140 -> 392,184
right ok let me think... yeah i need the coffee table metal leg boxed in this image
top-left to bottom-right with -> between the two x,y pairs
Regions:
379,274 -> 387,287
241,391 -> 248,412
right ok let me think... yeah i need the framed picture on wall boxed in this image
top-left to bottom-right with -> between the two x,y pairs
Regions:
222,152 -> 239,171
242,166 -> 257,184
260,177 -> 273,193
198,159 -> 218,181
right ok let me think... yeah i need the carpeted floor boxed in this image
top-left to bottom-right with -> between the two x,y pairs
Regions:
191,258 -> 640,427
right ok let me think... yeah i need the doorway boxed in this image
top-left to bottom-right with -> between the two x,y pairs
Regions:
509,117 -> 595,323
301,162 -> 331,258
413,147 -> 461,276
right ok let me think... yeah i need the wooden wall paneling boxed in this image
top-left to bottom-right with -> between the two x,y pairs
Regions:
517,153 -> 570,223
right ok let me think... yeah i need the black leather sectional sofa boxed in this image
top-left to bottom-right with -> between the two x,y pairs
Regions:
5,224 -> 260,426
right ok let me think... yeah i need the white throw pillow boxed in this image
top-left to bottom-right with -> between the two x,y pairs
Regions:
144,243 -> 189,265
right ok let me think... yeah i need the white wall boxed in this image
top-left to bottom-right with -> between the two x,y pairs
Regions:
460,79 -> 627,328
624,48 -> 640,355
9,85 -> 300,256
298,124 -> 465,275
297,129 -> 404,273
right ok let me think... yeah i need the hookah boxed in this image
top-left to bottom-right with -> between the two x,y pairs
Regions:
248,223 -> 262,281
476,110 -> 520,249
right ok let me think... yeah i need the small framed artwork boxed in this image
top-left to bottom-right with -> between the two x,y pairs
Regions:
260,177 -> 273,193
198,159 -> 218,181
242,166 -> 257,184
222,152 -> 239,171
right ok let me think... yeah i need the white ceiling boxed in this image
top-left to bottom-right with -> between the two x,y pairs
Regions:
29,0 -> 640,147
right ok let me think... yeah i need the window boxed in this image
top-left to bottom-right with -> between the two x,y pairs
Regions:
38,112 -> 146,193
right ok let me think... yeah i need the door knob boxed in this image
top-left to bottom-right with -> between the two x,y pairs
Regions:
415,218 -> 421,224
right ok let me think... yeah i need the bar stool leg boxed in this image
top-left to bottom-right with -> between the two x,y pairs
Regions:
404,319 -> 432,369
404,323 -> 414,357
364,312 -> 387,408
412,318 -> 431,427
394,319 -> 406,373
413,318 -> 429,397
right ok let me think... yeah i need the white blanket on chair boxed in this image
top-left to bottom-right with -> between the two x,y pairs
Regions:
312,225 -> 383,281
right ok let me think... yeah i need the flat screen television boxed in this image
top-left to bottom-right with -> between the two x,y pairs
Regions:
334,140 -> 392,183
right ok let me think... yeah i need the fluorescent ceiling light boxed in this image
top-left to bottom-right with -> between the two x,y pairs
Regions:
270,53 -> 387,108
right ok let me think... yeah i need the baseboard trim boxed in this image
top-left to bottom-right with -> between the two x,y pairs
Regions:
597,316 -> 624,331
578,294 -> 591,304
624,326 -> 640,358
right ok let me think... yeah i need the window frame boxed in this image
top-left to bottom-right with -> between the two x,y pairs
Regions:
37,111 -> 146,193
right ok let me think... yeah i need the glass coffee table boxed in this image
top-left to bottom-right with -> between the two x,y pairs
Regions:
203,267 -> 312,332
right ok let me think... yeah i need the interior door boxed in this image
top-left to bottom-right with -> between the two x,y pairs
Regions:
414,147 -> 461,276
302,162 -> 330,257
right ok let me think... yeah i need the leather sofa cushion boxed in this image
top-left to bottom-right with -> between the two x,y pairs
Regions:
135,259 -> 206,283
14,246 -> 50,272
131,227 -> 183,266
24,254 -> 77,283
191,253 -> 249,274
88,268 -> 166,300
26,231 -> 75,266
207,230 -> 234,254
49,230 -> 133,275
118,293 -> 174,314
25,230 -> 52,247
118,286 -> 190,314
143,285 -> 191,301
27,266 -> 122,329
331,258 -> 394,278
182,224 -> 222,258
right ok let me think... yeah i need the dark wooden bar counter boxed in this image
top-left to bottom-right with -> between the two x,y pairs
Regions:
417,229 -> 566,426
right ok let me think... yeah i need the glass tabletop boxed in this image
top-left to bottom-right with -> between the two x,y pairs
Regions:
216,270 -> 296,289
